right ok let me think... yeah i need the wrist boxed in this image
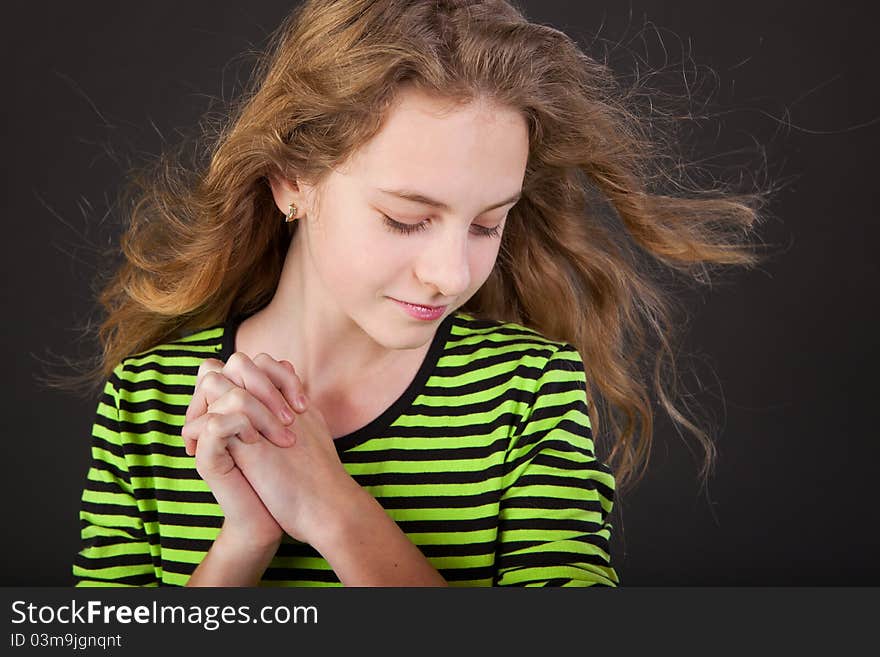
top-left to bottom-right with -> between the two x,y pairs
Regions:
309,483 -> 377,557
306,484 -> 448,586
186,531 -> 281,587
217,525 -> 282,559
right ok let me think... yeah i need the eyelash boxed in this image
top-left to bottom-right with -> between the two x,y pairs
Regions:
381,215 -> 502,238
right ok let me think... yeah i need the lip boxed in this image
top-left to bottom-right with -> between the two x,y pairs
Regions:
389,297 -> 448,321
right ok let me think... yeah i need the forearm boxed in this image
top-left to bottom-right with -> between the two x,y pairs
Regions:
186,529 -> 280,587
312,487 -> 448,587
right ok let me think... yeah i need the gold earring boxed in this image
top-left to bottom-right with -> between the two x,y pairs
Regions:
285,203 -> 298,223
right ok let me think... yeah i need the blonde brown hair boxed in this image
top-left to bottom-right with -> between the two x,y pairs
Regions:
51,0 -> 771,492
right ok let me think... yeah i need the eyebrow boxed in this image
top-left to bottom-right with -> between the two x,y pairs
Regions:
377,187 -> 522,214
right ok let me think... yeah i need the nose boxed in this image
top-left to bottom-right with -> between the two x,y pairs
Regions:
414,226 -> 472,299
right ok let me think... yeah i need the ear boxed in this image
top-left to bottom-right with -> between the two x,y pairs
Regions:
267,173 -> 301,216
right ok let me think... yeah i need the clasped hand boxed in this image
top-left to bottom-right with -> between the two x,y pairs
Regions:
181,352 -> 360,551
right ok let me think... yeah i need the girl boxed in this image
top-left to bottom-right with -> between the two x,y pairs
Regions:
72,0 -> 766,587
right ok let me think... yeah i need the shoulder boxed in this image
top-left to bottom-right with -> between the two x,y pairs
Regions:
109,323 -> 228,397
445,312 -> 596,448
441,311 -> 586,401
448,310 -> 580,369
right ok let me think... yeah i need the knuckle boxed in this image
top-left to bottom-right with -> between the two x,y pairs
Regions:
228,387 -> 250,405
241,427 -> 260,443
184,402 -> 200,422
197,358 -> 223,377
229,411 -> 250,428
201,370 -> 224,388
225,352 -> 250,368
253,352 -> 275,365
204,414 -> 224,436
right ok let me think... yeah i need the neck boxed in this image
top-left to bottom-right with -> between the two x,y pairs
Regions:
234,234 -> 427,400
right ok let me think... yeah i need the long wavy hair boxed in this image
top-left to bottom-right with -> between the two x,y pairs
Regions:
51,0 -> 771,492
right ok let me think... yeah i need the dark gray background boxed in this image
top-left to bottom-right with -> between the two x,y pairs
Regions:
3,1 -> 878,585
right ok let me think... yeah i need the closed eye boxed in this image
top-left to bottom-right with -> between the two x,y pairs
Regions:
381,214 -> 502,238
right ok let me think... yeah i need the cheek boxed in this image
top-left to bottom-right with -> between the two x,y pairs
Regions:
312,214 -> 408,285
469,240 -> 502,286
307,215 -> 363,291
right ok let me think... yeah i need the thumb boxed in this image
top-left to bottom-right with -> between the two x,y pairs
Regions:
280,360 -> 309,412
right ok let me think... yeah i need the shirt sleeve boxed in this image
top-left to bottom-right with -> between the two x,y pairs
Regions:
72,363 -> 160,587
494,343 -> 619,587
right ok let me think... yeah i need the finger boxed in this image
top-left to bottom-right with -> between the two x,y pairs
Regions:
185,362 -> 236,455
183,370 -> 238,453
209,385 -> 296,449
224,352 -> 300,425
254,355 -> 309,413
182,410 -> 264,455
193,412 -> 262,478
186,360 -> 231,424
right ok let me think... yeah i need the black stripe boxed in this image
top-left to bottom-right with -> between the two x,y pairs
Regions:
157,536 -> 216,553
75,552 -> 154,569
514,472 -> 600,489
353,464 -> 506,487
502,518 -> 605,534
496,551 -> 611,571
85,480 -> 212,505
343,412 -> 521,439
140,510 -> 223,528
76,520 -> 148,540
531,453 -> 613,487
119,379 -> 197,395
96,390 -> 117,411
124,441 -> 187,458
89,429 -> 127,459
511,419 -> 593,453
501,533 -> 610,554
118,417 -> 187,436
543,578 -> 574,587
123,362 -> 202,377
435,346 -> 554,374
84,460 -> 133,490
376,489 -> 502,509
501,495 -> 606,513
120,397 -> 190,416
342,436 -> 508,463
126,346 -> 222,360
74,571 -> 158,586
403,391 -> 534,418
515,471 -> 614,502
418,540 -> 496,558
396,515 -> 498,533
147,488 -> 216,504
450,321 -> 556,343
435,564 -> 496,581
261,567 -> 339,583
499,576 -> 611,587
169,335 -> 225,348
81,500 -> 147,520
423,362 -> 545,397
502,438 -> 583,475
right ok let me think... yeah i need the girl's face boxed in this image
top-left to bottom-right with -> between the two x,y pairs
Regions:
286,88 -> 529,349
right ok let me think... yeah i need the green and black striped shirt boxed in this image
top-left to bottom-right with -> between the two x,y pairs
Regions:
73,310 -> 618,587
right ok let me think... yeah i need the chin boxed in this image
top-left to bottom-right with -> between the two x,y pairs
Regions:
384,323 -> 436,350
353,308 -> 431,351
